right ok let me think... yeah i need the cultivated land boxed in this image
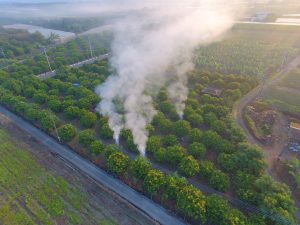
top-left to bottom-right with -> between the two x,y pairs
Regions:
0,23 -> 299,225
0,113 -> 156,225
196,24 -> 300,78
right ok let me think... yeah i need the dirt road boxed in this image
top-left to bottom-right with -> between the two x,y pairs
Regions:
233,54 -> 300,220
233,54 -> 300,148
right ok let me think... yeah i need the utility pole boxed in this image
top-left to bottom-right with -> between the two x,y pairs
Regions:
0,47 -> 5,58
87,36 -> 94,58
42,46 -> 53,71
49,110 -> 61,142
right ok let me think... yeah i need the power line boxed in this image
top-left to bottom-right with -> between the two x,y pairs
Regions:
87,36 -> 94,58
42,46 -> 53,72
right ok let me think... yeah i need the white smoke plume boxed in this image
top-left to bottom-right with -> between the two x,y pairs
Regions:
95,0 -> 247,155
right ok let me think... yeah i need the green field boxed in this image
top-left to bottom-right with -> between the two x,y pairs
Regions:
265,69 -> 300,116
280,69 -> 300,89
196,24 -> 300,78
265,86 -> 300,116
0,128 -> 118,225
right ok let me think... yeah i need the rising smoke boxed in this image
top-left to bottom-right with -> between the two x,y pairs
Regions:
95,0 -> 246,155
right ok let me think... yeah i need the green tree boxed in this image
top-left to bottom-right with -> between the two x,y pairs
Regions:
234,171 -> 257,203
206,195 -> 248,225
161,134 -> 178,147
25,107 -> 41,121
211,119 -> 227,135
206,195 -> 230,225
78,129 -> 96,146
188,128 -> 203,143
99,118 -> 113,139
121,129 -> 138,152
64,106 -> 81,120
23,86 -> 36,98
146,136 -> 161,153
107,151 -> 130,176
89,140 -> 105,155
172,120 -> 191,138
165,146 -> 186,166
218,143 -> 266,175
58,124 -> 77,143
209,170 -> 230,192
104,144 -> 119,160
80,111 -> 97,128
39,111 -> 60,132
199,160 -> 215,178
163,174 -> 187,201
143,169 -> 165,196
177,185 -> 206,222
179,156 -> 200,177
154,147 -> 166,163
48,99 -> 63,113
186,113 -> 204,127
130,156 -> 152,180
188,142 -> 206,159
78,97 -> 93,109
33,91 -> 49,104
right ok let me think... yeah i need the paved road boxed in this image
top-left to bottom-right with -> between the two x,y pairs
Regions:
232,54 -> 300,145
0,105 -> 186,225
37,53 -> 111,80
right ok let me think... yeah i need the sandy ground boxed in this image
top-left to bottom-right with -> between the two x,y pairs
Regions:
0,113 -> 157,225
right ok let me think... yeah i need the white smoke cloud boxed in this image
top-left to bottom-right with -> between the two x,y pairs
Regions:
95,0 -> 247,155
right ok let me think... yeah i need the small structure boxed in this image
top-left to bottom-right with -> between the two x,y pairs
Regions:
290,122 -> 300,141
202,87 -> 223,97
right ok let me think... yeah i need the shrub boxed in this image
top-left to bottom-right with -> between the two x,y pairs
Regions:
64,106 -> 81,120
107,151 -> 130,175
130,156 -> 152,180
80,111 -> 97,128
209,170 -> 230,192
179,156 -> 200,177
188,142 -> 206,159
143,169 -> 165,195
89,140 -> 105,155
58,124 -> 77,143
78,129 -> 96,146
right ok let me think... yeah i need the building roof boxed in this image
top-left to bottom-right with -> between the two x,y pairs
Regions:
291,122 -> 300,130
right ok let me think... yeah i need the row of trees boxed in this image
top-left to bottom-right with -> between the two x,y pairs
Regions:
77,135 -> 261,225
0,47 -> 297,225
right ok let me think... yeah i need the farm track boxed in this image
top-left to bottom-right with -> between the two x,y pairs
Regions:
232,54 -> 300,220
233,54 -> 300,147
